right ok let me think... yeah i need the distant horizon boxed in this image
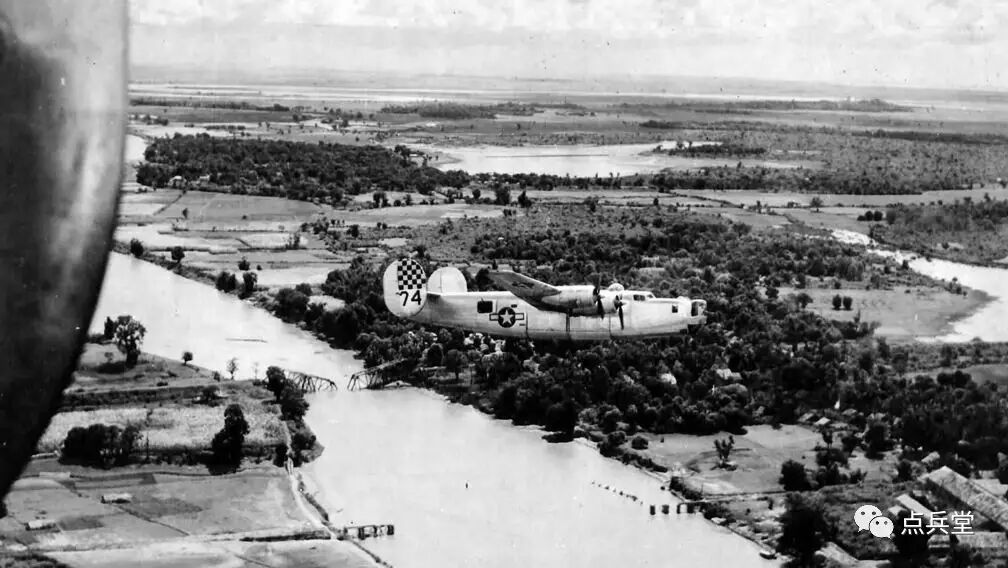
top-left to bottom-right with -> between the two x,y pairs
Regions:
129,64 -> 1008,102
128,1 -> 1008,94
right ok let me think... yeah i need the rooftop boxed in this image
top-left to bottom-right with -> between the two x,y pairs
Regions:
923,466 -> 1008,531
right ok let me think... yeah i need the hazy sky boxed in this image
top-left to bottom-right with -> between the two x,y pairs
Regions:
129,0 -> 1008,90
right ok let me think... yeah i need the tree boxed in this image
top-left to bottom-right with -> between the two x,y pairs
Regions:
494,185 -> 511,205
780,459 -> 810,491
348,224 -> 360,238
444,349 -> 464,380
517,190 -> 532,208
714,435 -> 735,468
171,246 -> 185,264
238,256 -> 250,271
864,423 -> 889,459
821,428 -> 833,449
279,385 -> 309,421
832,294 -> 842,310
776,494 -> 835,565
425,343 -> 444,367
265,366 -> 287,399
809,196 -> 823,210
129,238 -> 144,258
842,296 -> 853,310
471,187 -> 482,200
182,351 -> 193,366
241,272 -> 258,297
211,404 -> 250,467
226,357 -> 238,380
102,317 -> 116,340
62,423 -> 139,468
274,287 -> 309,321
114,316 -> 146,367
795,292 -> 813,309
215,271 -> 237,293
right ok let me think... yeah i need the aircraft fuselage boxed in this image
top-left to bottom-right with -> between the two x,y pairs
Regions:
408,290 -> 705,341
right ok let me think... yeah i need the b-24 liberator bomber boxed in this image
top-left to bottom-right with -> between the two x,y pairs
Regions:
382,258 -> 707,341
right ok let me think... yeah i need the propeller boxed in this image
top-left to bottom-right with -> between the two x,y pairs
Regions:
593,286 -> 604,319
614,295 -> 625,329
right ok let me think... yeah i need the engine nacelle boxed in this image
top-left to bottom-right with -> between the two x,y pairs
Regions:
547,288 -> 598,311
544,290 -> 625,316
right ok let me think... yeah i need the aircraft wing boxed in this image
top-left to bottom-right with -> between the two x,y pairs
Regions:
488,271 -> 561,302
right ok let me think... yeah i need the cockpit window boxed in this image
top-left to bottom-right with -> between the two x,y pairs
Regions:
671,304 -> 678,313
633,294 -> 646,301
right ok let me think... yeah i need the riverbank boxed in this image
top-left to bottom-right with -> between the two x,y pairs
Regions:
2,460 -> 374,568
0,341 -> 368,567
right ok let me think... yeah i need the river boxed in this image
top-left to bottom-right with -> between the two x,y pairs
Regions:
86,225 -> 1008,568
87,253 -> 775,567
832,229 -> 1008,342
87,253 -> 361,379
413,141 -> 810,177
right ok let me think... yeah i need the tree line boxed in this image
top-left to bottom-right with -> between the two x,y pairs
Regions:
136,135 -> 470,201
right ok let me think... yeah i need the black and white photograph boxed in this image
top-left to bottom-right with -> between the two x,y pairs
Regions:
3,1 -> 1008,567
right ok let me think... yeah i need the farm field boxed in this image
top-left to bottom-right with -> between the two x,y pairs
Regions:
671,186 -> 1008,208
777,285 -> 990,342
36,403 -> 284,454
0,465 -> 326,556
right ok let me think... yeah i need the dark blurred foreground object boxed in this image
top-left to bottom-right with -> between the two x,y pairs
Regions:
0,1 -> 127,500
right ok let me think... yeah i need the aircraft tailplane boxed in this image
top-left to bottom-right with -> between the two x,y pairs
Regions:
382,258 -> 429,318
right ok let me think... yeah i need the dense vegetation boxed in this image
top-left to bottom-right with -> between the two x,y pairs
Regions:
136,135 -> 470,200
130,96 -> 293,113
872,198 -> 1008,264
659,142 -> 767,157
61,423 -> 140,468
634,98 -> 912,114
379,101 -> 540,119
263,366 -> 315,465
640,121 -> 1008,194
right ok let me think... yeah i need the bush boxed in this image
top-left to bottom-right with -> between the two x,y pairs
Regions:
631,435 -> 649,450
425,343 -> 444,367
215,271 -> 238,293
265,366 -> 287,399
62,423 -> 140,468
780,459 -> 810,491
777,494 -> 835,564
241,272 -> 258,298
815,447 -> 848,468
599,431 -> 627,457
279,383 -> 309,421
129,238 -> 144,258
103,317 -> 116,340
210,404 -> 249,467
